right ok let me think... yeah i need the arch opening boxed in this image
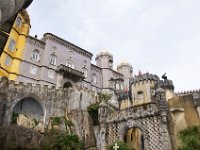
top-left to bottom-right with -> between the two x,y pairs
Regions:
13,97 -> 44,121
63,82 -> 73,89
124,127 -> 144,150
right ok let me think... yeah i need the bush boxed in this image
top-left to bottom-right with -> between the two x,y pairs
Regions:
11,112 -> 19,124
45,129 -> 83,150
178,126 -> 200,150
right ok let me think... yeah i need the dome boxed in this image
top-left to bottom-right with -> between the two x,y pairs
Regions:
117,60 -> 132,69
96,49 -> 113,60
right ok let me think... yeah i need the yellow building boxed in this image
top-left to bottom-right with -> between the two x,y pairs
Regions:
0,10 -> 30,80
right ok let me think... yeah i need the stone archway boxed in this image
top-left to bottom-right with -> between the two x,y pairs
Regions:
11,96 -> 46,131
13,97 -> 44,120
118,120 -> 150,150
124,127 -> 144,150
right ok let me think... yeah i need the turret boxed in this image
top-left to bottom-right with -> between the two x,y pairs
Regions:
117,61 -> 133,90
95,50 -> 113,69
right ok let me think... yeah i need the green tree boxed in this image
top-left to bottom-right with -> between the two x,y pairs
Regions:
107,141 -> 132,150
178,126 -> 200,150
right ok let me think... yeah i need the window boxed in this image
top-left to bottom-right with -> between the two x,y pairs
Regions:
137,91 -> 144,100
16,16 -> 22,27
31,49 -> 40,62
116,83 -> 120,90
30,65 -> 37,75
49,54 -> 56,65
109,59 -> 113,68
82,67 -> 88,78
66,61 -> 74,69
120,83 -> 124,90
5,56 -> 12,66
8,38 -> 16,52
48,69 -> 55,79
92,74 -> 97,84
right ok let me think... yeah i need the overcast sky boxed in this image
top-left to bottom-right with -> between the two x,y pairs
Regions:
27,0 -> 200,92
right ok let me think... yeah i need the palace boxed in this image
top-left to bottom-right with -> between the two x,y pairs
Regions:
0,10 -> 200,150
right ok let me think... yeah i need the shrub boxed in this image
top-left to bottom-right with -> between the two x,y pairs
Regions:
178,126 -> 200,150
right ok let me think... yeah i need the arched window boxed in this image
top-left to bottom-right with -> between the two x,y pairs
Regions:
82,67 -> 88,78
108,59 -> 113,68
66,60 -> 74,69
49,54 -> 56,65
116,83 -> 120,90
31,49 -> 40,62
92,74 -> 97,84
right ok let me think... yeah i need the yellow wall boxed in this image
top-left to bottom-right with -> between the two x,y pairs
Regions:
168,95 -> 200,149
0,11 -> 30,80
131,81 -> 155,106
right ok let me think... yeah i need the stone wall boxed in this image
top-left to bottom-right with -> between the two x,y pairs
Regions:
0,77 -> 98,149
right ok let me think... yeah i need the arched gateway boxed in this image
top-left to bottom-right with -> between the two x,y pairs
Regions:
98,89 -> 172,150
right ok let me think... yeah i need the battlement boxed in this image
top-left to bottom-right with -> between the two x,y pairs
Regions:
130,73 -> 159,85
175,89 -> 200,96
0,77 -> 97,98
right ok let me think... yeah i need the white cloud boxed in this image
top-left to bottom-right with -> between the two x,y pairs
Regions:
27,0 -> 200,92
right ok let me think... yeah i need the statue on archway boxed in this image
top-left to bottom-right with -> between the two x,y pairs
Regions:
0,0 -> 33,26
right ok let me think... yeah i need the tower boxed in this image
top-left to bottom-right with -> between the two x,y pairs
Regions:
95,50 -> 114,93
117,61 -> 133,90
0,10 -> 31,80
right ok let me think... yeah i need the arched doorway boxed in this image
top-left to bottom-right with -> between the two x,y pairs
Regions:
13,97 -> 43,121
124,127 -> 144,150
63,82 -> 72,89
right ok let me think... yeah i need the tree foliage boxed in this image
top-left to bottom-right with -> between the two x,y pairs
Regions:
44,129 -> 83,150
87,93 -> 112,126
178,126 -> 200,150
87,103 -> 99,126
107,141 -> 132,150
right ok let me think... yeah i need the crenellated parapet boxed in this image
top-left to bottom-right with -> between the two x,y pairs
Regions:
130,73 -> 159,85
175,89 -> 200,96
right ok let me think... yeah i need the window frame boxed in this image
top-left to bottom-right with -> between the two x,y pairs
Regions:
49,54 -> 57,65
8,38 -> 16,52
31,49 -> 40,62
15,16 -> 22,27
30,65 -> 37,75
5,55 -> 12,66
66,60 -> 74,69
48,69 -> 55,79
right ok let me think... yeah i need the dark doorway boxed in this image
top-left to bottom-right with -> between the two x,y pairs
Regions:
63,82 -> 72,89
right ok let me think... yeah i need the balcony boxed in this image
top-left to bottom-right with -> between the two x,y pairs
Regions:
57,64 -> 85,81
